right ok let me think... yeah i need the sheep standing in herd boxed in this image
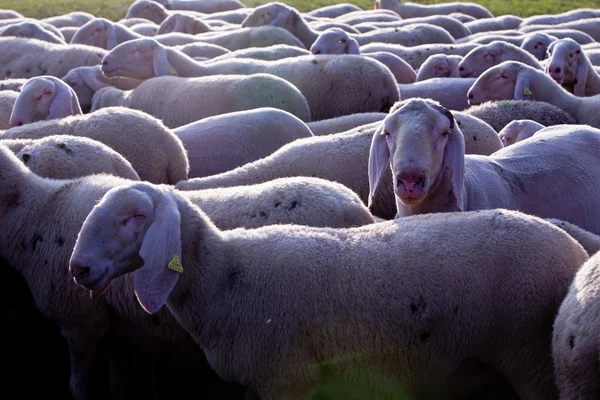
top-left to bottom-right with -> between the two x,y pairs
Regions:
2,1 -> 600,399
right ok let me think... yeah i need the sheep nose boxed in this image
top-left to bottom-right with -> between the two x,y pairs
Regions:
70,260 -> 91,281
458,66 -> 464,72
21,153 -> 30,163
9,120 -> 22,128
101,60 -> 108,66
311,49 -> 321,54
397,174 -> 425,192
468,92 -> 474,100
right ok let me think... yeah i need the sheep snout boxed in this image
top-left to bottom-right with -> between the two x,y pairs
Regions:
396,172 -> 427,202
547,64 -> 564,82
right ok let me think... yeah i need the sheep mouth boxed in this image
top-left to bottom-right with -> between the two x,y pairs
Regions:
75,266 -> 111,291
459,69 -> 475,78
395,180 -> 428,204
101,66 -> 118,76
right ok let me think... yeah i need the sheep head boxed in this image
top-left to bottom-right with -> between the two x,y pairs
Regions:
102,38 -> 168,80
498,119 -> 545,146
125,0 -> 169,25
241,2 -> 299,31
521,32 -> 557,61
70,18 -> 118,49
545,38 -> 589,96
459,41 -> 508,78
310,28 -> 360,55
467,61 -> 531,105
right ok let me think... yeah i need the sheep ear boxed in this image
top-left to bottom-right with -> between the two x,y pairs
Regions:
514,71 -> 533,100
367,125 -> 390,211
81,68 -> 110,91
133,191 -> 182,314
573,55 -> 590,97
48,82 -> 79,120
269,8 -> 291,27
435,106 -> 465,211
105,22 -> 118,50
152,46 -> 177,77
347,39 -> 360,54
173,17 -> 186,33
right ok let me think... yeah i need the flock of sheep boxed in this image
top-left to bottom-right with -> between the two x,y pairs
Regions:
2,0 -> 600,399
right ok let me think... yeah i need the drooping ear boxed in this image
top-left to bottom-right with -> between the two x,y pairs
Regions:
367,125 -> 390,211
269,7 -> 292,27
173,16 -> 186,33
346,38 -> 360,54
133,190 -> 182,314
81,67 -> 110,91
573,52 -> 590,97
48,81 -> 81,120
484,46 -> 502,63
514,70 -> 533,100
433,105 -> 465,211
105,22 -> 118,50
152,45 -> 176,77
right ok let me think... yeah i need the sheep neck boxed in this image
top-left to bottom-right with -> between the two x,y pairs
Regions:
293,15 -> 319,48
529,69 -> 583,120
166,48 -> 209,77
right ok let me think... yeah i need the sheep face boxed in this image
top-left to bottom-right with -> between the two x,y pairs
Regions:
458,42 -> 505,78
101,38 -> 157,80
498,120 -> 544,146
417,55 -> 462,81
369,99 -> 464,209
158,13 -> 200,35
467,62 -> 522,105
9,76 -> 81,127
70,18 -> 114,49
241,2 -> 294,30
62,66 -> 108,111
310,28 -> 359,55
125,0 -> 169,25
545,39 -> 581,86
521,33 -> 555,61
70,183 -> 182,313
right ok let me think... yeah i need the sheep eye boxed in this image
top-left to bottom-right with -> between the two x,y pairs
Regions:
382,129 -> 390,136
134,213 -> 145,219
339,39 -> 346,43
441,130 -> 450,137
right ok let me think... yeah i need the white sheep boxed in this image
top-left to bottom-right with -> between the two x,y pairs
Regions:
546,38 -> 600,97
307,3 -> 362,18
0,106 -> 189,184
0,10 -> 23,19
545,218 -> 600,256
0,90 -> 18,129
241,2 -> 455,49
0,37 -> 106,79
61,65 -> 142,111
332,9 -> 401,25
520,28 -> 595,47
59,26 -> 78,42
307,112 -> 386,136
150,0 -> 245,13
9,76 -> 82,128
91,74 -> 311,127
309,28 -> 417,84
449,13 -> 476,23
376,0 -> 493,19
157,12 -> 213,35
0,142 -> 375,400
464,15 -> 522,34
458,40 -> 543,78
359,42 -> 478,69
208,44 -> 309,62
416,54 -> 463,81
0,18 -> 64,38
520,32 -> 558,61
200,8 -> 253,24
368,99 -> 600,236
467,61 -> 600,129
0,21 -> 66,44
307,19 -> 360,34
173,107 -> 314,178
519,8 -> 600,27
70,180 -> 586,399
100,38 -> 399,121
41,11 -> 95,28
399,77 -> 476,111
173,41 -> 230,58
130,22 -> 159,36
125,0 -> 171,24
1,135 -> 140,180
497,119 -> 545,146
519,18 -> 600,42
355,15 -> 472,40
181,25 -> 306,51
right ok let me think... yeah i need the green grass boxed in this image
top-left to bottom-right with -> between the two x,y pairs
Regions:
0,0 -> 597,21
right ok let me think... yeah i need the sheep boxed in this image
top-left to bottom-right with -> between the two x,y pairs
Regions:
368,99 -> 600,236
131,22 -> 159,36
416,54 -> 463,81
375,0 -> 493,19
173,107 -> 314,178
241,2 -> 456,49
307,112 -> 387,136
178,26 -> 306,51
307,3 -> 362,19
309,28 -> 417,84
332,9 -> 401,25
464,15 -> 522,35
69,181 -> 587,400
151,0 -> 245,13
119,17 -> 155,27
91,74 -> 311,127
449,13 -> 476,24
41,11 -> 95,28
174,41 -> 230,58
9,76 -> 82,128
208,44 -> 309,62
0,142 -> 375,399
546,38 -> 600,97
461,34 -> 524,46
546,219 -> 600,256
520,8 -> 600,27
0,78 -> 26,92
497,119 -> 545,146
61,65 -> 142,112
59,26 -> 78,42
126,0 -> 170,24
307,20 -> 360,34
518,28 -> 595,46
355,15 -> 472,40
0,37 -> 106,80
0,10 -> 23,19
520,32 -> 558,61
0,21 -> 66,44
100,38 -> 399,121
1,135 -> 140,180
200,8 -> 253,24
157,12 -> 213,35
177,110 -> 502,220
464,99 -> 577,132
0,90 -> 18,129
359,42 -> 479,69
399,77 -> 476,111
520,19 -> 600,42
458,41 -> 543,78
467,61 -> 600,129
0,107 -> 189,184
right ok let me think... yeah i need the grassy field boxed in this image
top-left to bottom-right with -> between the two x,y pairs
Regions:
0,0 -> 597,21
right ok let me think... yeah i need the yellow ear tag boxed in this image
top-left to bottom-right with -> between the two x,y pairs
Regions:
167,255 -> 183,273
168,68 -> 176,76
523,87 -> 532,96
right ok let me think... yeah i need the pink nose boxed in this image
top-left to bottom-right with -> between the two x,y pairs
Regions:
8,120 -> 22,128
311,49 -> 321,54
398,175 -> 425,191
70,259 -> 91,282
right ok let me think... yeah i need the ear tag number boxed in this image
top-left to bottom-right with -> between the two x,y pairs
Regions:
523,87 -> 532,96
168,255 -> 183,273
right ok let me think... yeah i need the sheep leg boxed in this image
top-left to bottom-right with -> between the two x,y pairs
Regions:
61,328 -> 101,400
